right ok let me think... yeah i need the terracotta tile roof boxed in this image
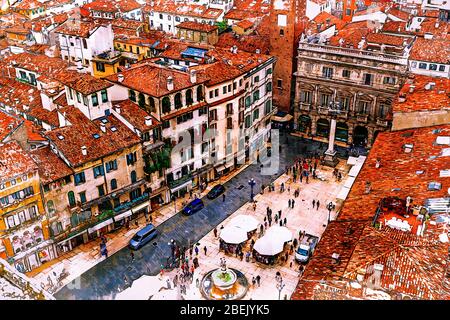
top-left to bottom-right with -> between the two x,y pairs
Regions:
0,77 -> 43,113
5,26 -> 31,35
112,99 -> 161,132
292,124 -> 450,300
54,70 -> 113,95
24,120 -> 46,142
366,33 -> 412,47
83,0 -> 141,13
224,9 -> 264,21
95,17 -> 144,31
13,0 -> 45,10
1,52 -> 68,78
0,110 -> 22,142
387,7 -> 411,21
30,146 -> 73,184
393,75 -> 450,113
329,21 -> 372,48
144,0 -> 223,19
235,19 -> 254,30
27,107 -> 59,127
305,11 -> 346,35
54,18 -> 103,38
0,141 -> 37,181
45,106 -> 140,167
216,32 -> 270,55
106,63 -> 209,98
381,20 -> 413,35
176,21 -> 218,33
415,18 -> 450,39
409,37 -> 450,64
161,101 -> 207,121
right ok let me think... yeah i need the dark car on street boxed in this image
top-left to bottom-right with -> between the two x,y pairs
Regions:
182,198 -> 204,215
207,184 -> 225,199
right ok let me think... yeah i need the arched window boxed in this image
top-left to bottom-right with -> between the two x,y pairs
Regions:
47,200 -> 56,217
138,93 -> 146,108
68,191 -> 76,207
186,89 -> 193,105
131,170 -> 137,183
174,92 -> 182,109
149,97 -> 156,112
162,97 -> 171,113
110,178 -> 117,190
129,89 -> 136,102
197,86 -> 204,101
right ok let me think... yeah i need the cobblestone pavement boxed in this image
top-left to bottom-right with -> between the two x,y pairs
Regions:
48,135 -> 345,300
139,159 -> 347,300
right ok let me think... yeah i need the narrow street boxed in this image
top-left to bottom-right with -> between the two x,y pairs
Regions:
55,135 -> 335,300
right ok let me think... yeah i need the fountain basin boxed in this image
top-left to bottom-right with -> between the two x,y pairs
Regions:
211,269 -> 237,290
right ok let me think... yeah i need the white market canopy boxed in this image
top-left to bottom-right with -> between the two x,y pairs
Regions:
227,215 -> 259,232
253,236 -> 284,256
265,226 -> 292,243
220,225 -> 248,244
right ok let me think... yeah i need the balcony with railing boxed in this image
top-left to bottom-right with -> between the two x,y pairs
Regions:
168,173 -> 192,189
376,118 -> 389,127
298,42 -> 408,65
356,114 -> 369,123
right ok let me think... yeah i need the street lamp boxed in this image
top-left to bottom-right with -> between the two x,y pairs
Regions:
248,179 -> 256,202
171,194 -> 177,213
276,275 -> 285,300
323,95 -> 343,167
327,202 -> 333,225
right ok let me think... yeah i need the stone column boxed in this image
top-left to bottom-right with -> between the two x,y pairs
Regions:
327,118 -> 337,154
367,127 -> 375,148
311,116 -> 317,136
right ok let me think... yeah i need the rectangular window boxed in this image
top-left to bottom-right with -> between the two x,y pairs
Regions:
383,76 -> 396,85
322,67 -> 333,79
98,185 -> 105,197
82,39 -> 87,49
245,115 -> 251,128
253,90 -> 260,101
342,70 -> 351,78
419,63 -> 427,69
93,165 -> 105,178
223,86 -> 227,94
209,91 -> 213,99
245,96 -> 252,108
429,64 -> 438,71
214,89 -> 219,97
439,65 -> 445,72
76,92 -> 81,103
253,108 -> 259,121
74,172 -> 86,185
79,192 -> 87,204
83,95 -> 88,106
363,73 -> 373,85
126,152 -> 137,166
162,120 -> 170,129
101,89 -> 108,102
105,160 -> 117,172
92,93 -> 99,106
300,91 -> 312,103
277,79 -> 282,88
96,62 -> 105,72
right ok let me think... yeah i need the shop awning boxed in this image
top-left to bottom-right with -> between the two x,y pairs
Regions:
57,230 -> 88,245
114,210 -> 132,221
88,218 -> 113,234
170,180 -> 192,192
271,114 -> 293,122
132,201 -> 150,213
224,162 -> 234,169
215,164 -> 226,172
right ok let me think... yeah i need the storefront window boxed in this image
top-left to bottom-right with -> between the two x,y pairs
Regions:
316,119 -> 330,137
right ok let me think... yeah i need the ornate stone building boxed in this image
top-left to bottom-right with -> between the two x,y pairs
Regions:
293,41 -> 409,148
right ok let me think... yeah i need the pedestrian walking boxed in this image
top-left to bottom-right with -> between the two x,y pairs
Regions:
292,199 -> 295,208
256,275 -> 261,287
222,194 -> 226,202
253,202 -> 257,211
195,246 -> 199,256
283,217 -> 287,226
203,246 -> 207,255
317,200 -> 320,210
274,214 -> 278,223
252,276 -> 256,287
130,250 -> 135,263
312,199 -> 316,209
264,221 -> 267,229
278,210 -> 282,219
288,199 -> 291,208
213,227 -> 218,238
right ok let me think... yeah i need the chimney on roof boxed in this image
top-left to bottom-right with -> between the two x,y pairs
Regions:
117,73 -> 124,82
425,82 -> 435,90
100,123 -> 106,133
145,116 -> 152,126
256,48 -> 260,54
115,105 -> 121,114
167,76 -> 174,91
81,146 -> 87,156
409,85 -> 415,93
434,21 -> 439,29
424,32 -> 433,39
190,69 -> 197,84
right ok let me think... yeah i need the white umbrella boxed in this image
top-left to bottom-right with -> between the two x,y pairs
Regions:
253,236 -> 284,256
227,215 -> 259,232
265,226 -> 292,243
220,225 -> 248,244
150,288 -> 179,300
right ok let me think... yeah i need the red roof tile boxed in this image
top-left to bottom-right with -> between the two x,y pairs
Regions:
112,99 -> 161,132
409,37 -> 450,64
0,141 -> 37,181
30,146 -> 73,184
0,110 -> 22,142
83,0 -> 141,13
54,70 -> 113,95
176,21 -> 218,33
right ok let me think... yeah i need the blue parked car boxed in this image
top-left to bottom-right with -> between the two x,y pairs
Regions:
129,224 -> 158,250
182,198 -> 204,215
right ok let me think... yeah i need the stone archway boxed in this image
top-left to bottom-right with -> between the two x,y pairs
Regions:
336,122 -> 349,143
353,126 -> 368,147
297,115 -> 311,134
316,118 -> 330,137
